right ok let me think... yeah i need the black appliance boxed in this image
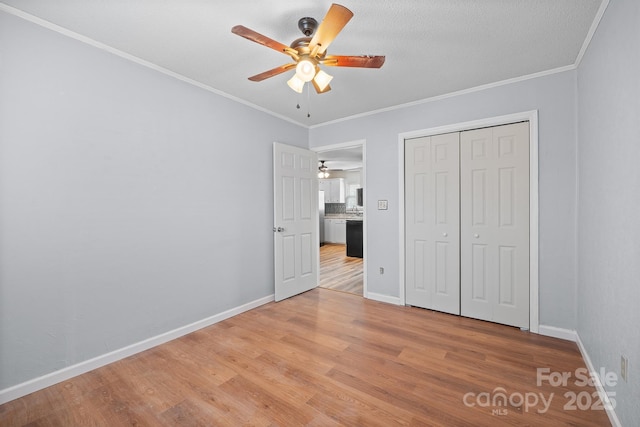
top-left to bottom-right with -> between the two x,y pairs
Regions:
346,220 -> 363,258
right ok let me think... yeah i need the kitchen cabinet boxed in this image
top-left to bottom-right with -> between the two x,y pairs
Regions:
333,219 -> 346,244
328,178 -> 345,203
324,218 -> 346,243
324,219 -> 333,242
319,178 -> 345,203
318,180 -> 329,200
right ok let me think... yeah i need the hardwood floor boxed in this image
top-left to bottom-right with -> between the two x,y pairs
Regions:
319,243 -> 363,295
0,288 -> 611,426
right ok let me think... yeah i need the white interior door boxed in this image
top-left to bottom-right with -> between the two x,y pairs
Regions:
405,132 -> 460,315
273,142 -> 319,301
460,122 -> 530,328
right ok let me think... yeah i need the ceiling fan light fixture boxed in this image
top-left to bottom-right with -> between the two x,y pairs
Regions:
318,160 -> 330,178
232,4 -> 385,96
313,69 -> 333,91
295,57 -> 317,82
287,74 -> 305,93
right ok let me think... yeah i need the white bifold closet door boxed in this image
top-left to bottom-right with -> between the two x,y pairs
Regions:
405,122 -> 530,328
460,122 -> 529,328
405,132 -> 461,315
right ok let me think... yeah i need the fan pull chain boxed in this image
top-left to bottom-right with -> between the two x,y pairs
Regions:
293,84 -> 311,118
306,83 -> 311,118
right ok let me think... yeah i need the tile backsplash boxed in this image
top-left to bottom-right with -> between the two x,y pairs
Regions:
325,203 -> 346,214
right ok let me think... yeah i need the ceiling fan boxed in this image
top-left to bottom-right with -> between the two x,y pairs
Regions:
231,3 -> 385,94
318,160 -> 330,178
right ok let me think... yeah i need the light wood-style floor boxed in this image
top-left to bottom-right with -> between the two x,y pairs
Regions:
319,243 -> 363,295
0,288 -> 610,426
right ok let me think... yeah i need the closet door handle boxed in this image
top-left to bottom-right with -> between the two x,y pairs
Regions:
442,232 -> 448,237
473,233 -> 479,239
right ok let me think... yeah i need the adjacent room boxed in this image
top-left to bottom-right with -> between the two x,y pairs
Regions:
0,0 -> 637,425
317,146 -> 364,296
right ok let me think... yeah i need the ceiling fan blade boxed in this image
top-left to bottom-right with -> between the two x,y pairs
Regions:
312,80 -> 332,94
232,25 -> 291,55
309,4 -> 354,56
322,55 -> 386,68
248,63 -> 296,82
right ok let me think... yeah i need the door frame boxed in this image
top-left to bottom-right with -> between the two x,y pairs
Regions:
312,139 -> 368,298
398,111 -> 539,333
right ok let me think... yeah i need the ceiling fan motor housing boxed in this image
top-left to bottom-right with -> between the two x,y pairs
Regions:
298,17 -> 318,36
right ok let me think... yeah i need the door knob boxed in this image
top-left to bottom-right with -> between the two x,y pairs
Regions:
273,227 -> 285,232
474,233 -> 479,238
443,232 -> 448,237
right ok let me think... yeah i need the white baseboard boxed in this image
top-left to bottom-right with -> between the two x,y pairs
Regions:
365,292 -> 401,306
538,325 -> 578,342
575,333 -> 622,427
0,294 -> 274,405
491,324 -> 622,425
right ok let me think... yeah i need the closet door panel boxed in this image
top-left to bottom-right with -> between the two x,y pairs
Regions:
460,122 -> 530,328
405,133 -> 460,315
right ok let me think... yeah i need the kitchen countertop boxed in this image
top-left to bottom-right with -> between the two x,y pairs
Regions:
325,214 -> 363,220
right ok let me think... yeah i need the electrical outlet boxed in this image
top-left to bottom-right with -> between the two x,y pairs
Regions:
621,355 -> 628,382
379,267 -> 384,274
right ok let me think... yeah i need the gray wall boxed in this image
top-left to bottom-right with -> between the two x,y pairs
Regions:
3,3 -> 638,422
310,71 -> 579,330
577,0 -> 639,424
0,12 -> 307,389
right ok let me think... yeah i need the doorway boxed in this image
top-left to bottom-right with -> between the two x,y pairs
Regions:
314,141 -> 366,297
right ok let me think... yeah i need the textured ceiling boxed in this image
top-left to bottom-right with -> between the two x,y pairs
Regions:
1,0 -> 604,127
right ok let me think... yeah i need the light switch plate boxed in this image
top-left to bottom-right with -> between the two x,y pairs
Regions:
378,200 -> 388,210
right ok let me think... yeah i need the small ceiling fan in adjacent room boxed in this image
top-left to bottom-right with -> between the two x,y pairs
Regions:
231,3 -> 385,94
318,160 -> 330,178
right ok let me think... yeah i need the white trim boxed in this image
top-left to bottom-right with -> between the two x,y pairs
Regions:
310,0 -> 611,131
0,4 -> 306,129
2,2 -> 607,131
313,140 -> 365,153
2,1 -> 609,131
535,327 -> 623,426
528,112 -> 540,333
538,325 -> 577,342
575,334 -> 622,427
574,0 -> 611,66
398,110 -> 540,333
366,292 -> 402,306
312,140 -> 368,298
362,143 -> 368,298
0,294 -> 274,405
311,66 -> 574,129
398,133 -> 407,306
